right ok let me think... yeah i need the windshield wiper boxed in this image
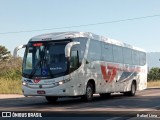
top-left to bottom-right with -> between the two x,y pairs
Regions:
29,46 -> 54,79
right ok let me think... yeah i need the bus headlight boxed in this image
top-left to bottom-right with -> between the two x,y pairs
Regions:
59,81 -> 64,85
52,78 -> 71,87
22,81 -> 28,86
56,78 -> 71,86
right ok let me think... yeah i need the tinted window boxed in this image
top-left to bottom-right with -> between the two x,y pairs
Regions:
87,39 -> 101,62
102,43 -> 113,62
72,38 -> 87,64
123,48 -> 132,64
132,50 -> 140,65
139,52 -> 146,65
113,45 -> 123,63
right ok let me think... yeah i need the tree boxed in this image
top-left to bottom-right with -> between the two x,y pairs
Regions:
0,45 -> 11,62
148,67 -> 160,81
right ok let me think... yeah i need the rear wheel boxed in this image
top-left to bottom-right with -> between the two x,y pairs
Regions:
45,96 -> 58,103
81,82 -> 93,102
124,81 -> 136,96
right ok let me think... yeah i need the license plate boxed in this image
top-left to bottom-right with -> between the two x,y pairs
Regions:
37,90 -> 46,94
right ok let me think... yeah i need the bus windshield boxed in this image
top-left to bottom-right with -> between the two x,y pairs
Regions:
22,41 -> 69,79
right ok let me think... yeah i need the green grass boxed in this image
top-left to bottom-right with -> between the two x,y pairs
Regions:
0,78 -> 22,94
0,58 -> 23,94
147,81 -> 160,88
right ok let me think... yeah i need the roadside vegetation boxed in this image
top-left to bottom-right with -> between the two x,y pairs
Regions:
147,81 -> 160,88
0,58 -> 22,94
0,45 -> 22,94
0,45 -> 159,94
147,67 -> 160,88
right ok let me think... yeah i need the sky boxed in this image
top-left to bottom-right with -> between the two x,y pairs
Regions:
0,0 -> 160,56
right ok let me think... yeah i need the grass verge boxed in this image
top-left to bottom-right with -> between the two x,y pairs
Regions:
147,81 -> 160,88
0,78 -> 22,94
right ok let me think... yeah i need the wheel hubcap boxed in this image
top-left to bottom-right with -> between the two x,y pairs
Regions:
132,84 -> 135,94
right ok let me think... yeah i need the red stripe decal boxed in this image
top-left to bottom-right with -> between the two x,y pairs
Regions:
101,65 -> 117,83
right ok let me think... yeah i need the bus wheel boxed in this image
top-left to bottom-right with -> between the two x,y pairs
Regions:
100,93 -> 111,98
81,82 -> 93,102
124,81 -> 136,96
45,96 -> 58,103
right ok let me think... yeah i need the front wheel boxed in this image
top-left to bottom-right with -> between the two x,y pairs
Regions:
45,96 -> 58,103
81,83 -> 93,102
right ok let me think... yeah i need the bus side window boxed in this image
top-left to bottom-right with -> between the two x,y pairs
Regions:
113,45 -> 123,63
70,50 -> 79,73
87,40 -> 101,62
102,43 -> 113,62
139,52 -> 146,66
123,47 -> 132,64
72,38 -> 87,66
132,50 -> 140,65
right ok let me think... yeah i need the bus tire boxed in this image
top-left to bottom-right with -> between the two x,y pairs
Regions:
100,93 -> 111,98
124,81 -> 136,96
45,96 -> 58,103
81,82 -> 93,102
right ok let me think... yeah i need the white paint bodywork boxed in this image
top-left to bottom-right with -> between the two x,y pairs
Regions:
22,32 -> 147,97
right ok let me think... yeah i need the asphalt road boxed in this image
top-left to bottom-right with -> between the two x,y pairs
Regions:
0,88 -> 160,120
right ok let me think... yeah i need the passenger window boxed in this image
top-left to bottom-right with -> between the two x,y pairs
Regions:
123,48 -> 132,64
139,52 -> 146,65
87,39 -> 101,62
132,50 -> 140,65
113,45 -> 123,63
72,38 -> 87,65
102,43 -> 113,62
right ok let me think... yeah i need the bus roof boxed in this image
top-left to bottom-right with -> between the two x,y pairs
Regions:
29,31 -> 146,52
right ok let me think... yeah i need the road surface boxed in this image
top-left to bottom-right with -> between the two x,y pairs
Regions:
0,88 -> 160,119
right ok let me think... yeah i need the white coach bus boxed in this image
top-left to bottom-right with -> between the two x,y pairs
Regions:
14,32 -> 147,103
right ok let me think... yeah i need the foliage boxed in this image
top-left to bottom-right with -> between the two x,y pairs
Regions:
147,67 -> 160,81
0,78 -> 22,94
0,45 -> 22,94
0,46 -> 20,78
0,45 -> 22,79
0,57 -> 22,79
0,45 -> 11,62
0,57 -> 23,94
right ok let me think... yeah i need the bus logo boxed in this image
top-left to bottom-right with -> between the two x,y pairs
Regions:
101,65 -> 117,83
34,79 -> 40,83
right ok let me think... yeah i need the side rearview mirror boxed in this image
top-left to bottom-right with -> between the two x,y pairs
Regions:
13,44 -> 27,58
65,42 -> 80,58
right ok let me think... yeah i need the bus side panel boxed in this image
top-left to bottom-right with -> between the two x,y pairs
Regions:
137,65 -> 147,90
